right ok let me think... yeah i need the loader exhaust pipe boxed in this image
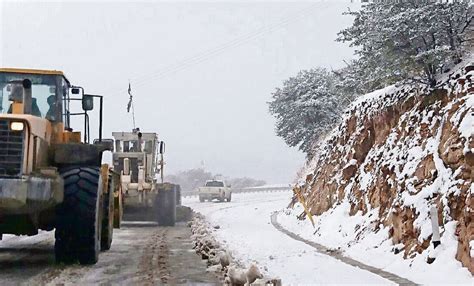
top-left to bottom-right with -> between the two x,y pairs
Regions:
22,79 -> 32,115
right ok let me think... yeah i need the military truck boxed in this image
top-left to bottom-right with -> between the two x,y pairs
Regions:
112,129 -> 179,226
0,68 -> 122,265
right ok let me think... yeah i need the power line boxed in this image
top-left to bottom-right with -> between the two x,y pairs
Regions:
104,2 -> 329,95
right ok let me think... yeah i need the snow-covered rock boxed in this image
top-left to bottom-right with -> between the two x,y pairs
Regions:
219,250 -> 231,269
227,266 -> 247,286
227,264 -> 264,286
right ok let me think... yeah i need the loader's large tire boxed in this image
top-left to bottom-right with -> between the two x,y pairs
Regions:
155,184 -> 176,226
55,167 -> 102,265
101,174 -> 114,251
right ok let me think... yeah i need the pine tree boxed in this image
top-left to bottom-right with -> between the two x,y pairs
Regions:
268,68 -> 351,156
338,2 -> 473,89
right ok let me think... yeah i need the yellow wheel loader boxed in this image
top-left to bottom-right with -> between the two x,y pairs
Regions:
112,130 -> 180,226
0,68 -> 122,265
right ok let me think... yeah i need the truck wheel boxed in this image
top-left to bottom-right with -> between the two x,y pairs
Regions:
199,195 -> 205,202
56,167 -> 102,265
156,183 -> 176,226
226,194 -> 232,202
101,174 -> 114,251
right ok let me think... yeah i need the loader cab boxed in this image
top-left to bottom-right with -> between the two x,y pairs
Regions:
0,68 -> 105,177
0,69 -> 70,177
0,69 -> 67,122
0,68 -> 104,144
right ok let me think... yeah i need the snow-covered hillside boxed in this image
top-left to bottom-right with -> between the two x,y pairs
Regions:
288,60 -> 474,277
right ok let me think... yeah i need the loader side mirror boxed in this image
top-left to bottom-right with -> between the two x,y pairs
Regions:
82,94 -> 94,111
159,141 -> 165,154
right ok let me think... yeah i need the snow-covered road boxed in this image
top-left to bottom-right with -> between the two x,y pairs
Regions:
184,191 -> 395,285
0,222 -> 218,285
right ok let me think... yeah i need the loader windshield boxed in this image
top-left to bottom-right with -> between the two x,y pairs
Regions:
0,72 -> 58,120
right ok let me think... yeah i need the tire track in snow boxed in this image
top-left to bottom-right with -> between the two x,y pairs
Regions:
271,212 -> 417,286
137,227 -> 171,284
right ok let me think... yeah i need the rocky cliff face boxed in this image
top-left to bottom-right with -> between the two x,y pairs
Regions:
296,62 -> 473,272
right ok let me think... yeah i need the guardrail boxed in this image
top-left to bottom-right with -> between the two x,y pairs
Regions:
181,186 -> 291,198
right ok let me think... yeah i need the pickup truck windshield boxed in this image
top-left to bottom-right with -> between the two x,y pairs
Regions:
205,181 -> 224,187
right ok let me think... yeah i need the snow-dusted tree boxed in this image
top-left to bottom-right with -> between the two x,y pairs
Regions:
269,68 -> 351,156
332,60 -> 371,96
338,2 -> 473,89
165,168 -> 213,192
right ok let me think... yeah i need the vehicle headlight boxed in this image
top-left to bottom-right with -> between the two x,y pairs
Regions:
10,121 -> 24,131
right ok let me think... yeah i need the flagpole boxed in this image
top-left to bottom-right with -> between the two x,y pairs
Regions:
131,100 -> 136,129
127,82 -> 136,130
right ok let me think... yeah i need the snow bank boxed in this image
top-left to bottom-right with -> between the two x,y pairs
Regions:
189,210 -> 281,285
279,204 -> 472,284
185,192 -> 393,284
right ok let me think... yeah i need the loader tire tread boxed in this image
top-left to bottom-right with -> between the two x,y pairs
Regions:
101,174 -> 114,251
55,166 -> 102,265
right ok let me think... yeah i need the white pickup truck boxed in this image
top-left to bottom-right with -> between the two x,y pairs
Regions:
198,180 -> 232,202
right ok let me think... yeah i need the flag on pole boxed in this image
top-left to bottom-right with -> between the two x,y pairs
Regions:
127,83 -> 132,112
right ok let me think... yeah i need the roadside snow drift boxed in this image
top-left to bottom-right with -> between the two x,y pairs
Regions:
185,192 -> 394,284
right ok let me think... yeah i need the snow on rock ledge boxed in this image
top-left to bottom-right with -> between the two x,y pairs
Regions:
294,61 -> 474,273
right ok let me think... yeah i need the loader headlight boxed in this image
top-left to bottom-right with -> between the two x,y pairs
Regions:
10,121 -> 24,131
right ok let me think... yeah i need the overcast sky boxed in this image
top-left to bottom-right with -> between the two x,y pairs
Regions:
0,1 -> 359,183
